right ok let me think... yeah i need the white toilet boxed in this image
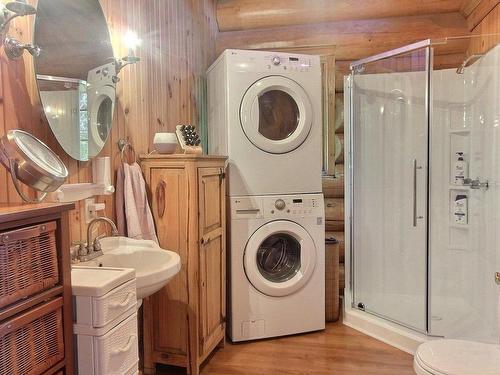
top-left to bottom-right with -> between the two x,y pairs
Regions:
414,339 -> 500,375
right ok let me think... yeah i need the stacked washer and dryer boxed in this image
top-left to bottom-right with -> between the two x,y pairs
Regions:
207,49 -> 325,342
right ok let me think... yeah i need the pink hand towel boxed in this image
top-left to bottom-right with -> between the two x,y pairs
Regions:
115,164 -> 126,236
123,162 -> 158,243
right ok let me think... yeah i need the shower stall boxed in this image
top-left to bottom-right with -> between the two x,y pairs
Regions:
344,36 -> 500,350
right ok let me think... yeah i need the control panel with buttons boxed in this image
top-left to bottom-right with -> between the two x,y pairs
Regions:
264,195 -> 323,218
230,195 -> 324,220
234,52 -> 314,73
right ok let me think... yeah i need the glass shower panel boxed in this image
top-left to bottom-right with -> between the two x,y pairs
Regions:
351,48 -> 429,332
429,41 -> 500,343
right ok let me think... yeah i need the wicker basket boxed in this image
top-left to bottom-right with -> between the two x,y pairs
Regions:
0,298 -> 65,375
0,222 -> 59,309
325,237 -> 340,322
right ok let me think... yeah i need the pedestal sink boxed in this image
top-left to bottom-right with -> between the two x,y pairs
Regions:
78,236 -> 181,300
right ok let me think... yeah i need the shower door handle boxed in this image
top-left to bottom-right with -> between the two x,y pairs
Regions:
413,159 -> 423,227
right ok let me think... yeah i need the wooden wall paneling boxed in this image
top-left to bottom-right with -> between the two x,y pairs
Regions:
461,0 -> 484,18
466,0 -> 500,30
216,13 -> 469,59
323,177 -> 344,198
0,0 -> 218,244
325,198 -> 344,220
216,0 -> 463,32
467,3 -> 500,54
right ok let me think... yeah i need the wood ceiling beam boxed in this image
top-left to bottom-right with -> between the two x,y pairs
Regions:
216,0 -> 463,32
217,12 -> 470,61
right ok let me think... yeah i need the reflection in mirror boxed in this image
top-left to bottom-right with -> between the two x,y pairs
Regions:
34,0 -> 115,161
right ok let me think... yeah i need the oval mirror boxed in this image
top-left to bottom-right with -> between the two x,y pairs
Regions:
34,0 -> 115,161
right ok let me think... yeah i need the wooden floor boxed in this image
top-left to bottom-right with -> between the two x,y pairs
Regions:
157,319 -> 415,375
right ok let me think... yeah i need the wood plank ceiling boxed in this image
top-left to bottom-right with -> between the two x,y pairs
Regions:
215,0 -> 499,75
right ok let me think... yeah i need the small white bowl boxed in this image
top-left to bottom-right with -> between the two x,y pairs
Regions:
153,133 -> 178,154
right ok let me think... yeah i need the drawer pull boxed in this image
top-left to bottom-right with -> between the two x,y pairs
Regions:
111,335 -> 137,356
108,292 -> 135,309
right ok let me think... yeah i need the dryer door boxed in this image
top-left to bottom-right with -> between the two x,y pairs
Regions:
244,220 -> 316,297
240,76 -> 313,154
89,85 -> 115,154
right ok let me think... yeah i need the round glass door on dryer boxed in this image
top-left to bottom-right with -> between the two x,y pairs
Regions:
87,63 -> 116,157
244,220 -> 316,297
240,76 -> 313,154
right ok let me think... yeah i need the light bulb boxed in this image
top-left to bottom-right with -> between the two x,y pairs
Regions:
124,30 -> 141,50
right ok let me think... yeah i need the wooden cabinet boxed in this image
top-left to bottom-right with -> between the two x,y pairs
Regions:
0,203 -> 75,375
140,155 -> 227,375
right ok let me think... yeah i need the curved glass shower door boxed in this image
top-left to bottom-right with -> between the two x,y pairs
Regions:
350,46 -> 430,332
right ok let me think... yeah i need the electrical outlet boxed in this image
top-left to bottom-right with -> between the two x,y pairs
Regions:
85,199 -> 106,223
85,198 -> 97,223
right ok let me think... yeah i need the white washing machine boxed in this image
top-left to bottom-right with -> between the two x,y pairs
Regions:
207,49 -> 322,197
87,62 -> 116,157
229,193 -> 325,342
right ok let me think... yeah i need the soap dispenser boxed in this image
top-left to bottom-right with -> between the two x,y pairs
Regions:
453,152 -> 468,185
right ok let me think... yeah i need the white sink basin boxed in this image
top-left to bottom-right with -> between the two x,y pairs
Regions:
79,236 -> 181,300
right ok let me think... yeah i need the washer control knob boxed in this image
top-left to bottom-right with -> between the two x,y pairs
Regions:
275,199 -> 286,210
272,56 -> 281,66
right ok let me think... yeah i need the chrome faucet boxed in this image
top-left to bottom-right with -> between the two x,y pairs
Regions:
78,217 -> 119,262
463,177 -> 489,190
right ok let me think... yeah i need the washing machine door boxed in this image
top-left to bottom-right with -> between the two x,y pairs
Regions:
244,220 -> 316,297
240,76 -> 313,154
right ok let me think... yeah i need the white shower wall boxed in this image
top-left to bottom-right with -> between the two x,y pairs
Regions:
429,44 -> 500,343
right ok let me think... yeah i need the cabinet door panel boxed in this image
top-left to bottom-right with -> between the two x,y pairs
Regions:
198,167 -> 225,355
199,168 -> 223,236
149,168 -> 189,354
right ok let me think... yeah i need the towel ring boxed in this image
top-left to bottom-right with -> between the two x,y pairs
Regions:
118,138 -> 136,164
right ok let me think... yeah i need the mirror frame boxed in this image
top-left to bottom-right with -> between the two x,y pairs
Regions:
32,0 -> 116,162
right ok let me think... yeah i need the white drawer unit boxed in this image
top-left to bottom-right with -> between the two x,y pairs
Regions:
72,266 -> 138,375
77,312 -> 139,375
74,278 -> 137,329
93,279 -> 136,327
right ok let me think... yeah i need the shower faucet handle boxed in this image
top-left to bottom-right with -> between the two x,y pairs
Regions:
463,177 -> 489,190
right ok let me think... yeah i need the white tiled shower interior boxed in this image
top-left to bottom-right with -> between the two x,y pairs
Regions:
430,44 -> 500,343
348,43 -> 499,345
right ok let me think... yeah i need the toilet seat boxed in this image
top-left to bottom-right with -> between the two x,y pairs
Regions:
413,339 -> 500,375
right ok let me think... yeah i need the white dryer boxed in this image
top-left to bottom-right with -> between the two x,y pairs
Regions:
228,194 -> 325,342
87,62 -> 116,158
207,49 -> 322,197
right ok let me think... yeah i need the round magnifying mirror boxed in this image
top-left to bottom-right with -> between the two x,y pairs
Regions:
0,130 -> 68,202
33,0 -> 115,161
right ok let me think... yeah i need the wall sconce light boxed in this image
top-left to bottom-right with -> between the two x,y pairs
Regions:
114,30 -> 141,75
0,1 -> 40,60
